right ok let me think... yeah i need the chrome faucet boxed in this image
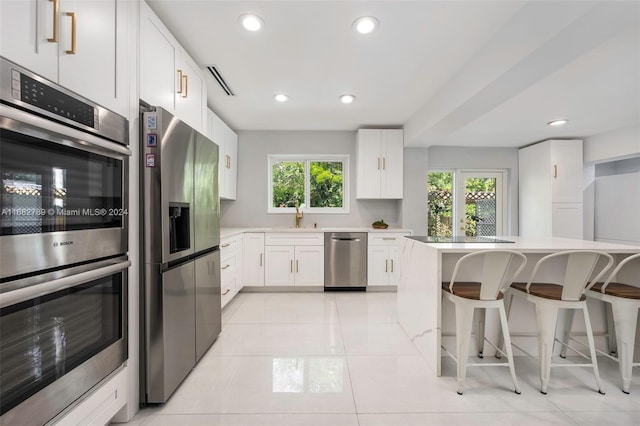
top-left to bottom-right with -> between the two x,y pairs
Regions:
295,202 -> 304,228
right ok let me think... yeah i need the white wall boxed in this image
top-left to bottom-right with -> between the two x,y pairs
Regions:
584,124 -> 640,163
584,126 -> 640,244
220,131 -> 402,228
594,158 -> 640,245
427,146 -> 520,235
401,148 -> 429,235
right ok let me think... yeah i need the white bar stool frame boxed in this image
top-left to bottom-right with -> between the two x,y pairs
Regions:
582,253 -> 640,394
504,250 -> 614,395
441,250 -> 527,395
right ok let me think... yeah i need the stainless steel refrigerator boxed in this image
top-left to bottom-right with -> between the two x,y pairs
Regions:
140,107 -> 221,404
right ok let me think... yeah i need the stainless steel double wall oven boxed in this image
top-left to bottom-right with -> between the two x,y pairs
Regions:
0,57 -> 131,425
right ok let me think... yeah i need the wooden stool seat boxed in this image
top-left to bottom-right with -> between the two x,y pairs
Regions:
442,282 -> 504,300
511,282 -> 586,301
590,282 -> 640,300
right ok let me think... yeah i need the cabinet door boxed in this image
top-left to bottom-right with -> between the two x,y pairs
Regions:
176,51 -> 204,132
550,140 -> 583,203
294,246 -> 324,286
208,110 -> 227,198
58,0 -> 125,114
243,233 -> 264,286
0,0 -> 58,81
222,128 -> 238,200
367,245 -> 389,286
140,0 -> 178,111
552,203 -> 583,239
380,129 -> 404,199
265,246 -> 294,286
356,129 -> 382,198
387,245 -> 402,285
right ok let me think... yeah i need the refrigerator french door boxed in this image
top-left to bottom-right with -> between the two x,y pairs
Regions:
141,107 -> 221,404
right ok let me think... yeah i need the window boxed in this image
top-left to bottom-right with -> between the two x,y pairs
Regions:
428,170 -> 506,237
268,155 -> 349,213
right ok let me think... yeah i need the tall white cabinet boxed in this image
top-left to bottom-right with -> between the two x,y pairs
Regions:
356,129 -> 404,199
0,0 -> 129,116
519,139 -> 584,239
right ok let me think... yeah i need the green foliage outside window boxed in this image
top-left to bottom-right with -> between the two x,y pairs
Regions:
310,162 -> 343,208
427,172 -> 453,236
272,160 -> 344,209
272,161 -> 305,207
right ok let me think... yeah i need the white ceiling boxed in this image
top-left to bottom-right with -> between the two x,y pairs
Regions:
146,0 -> 640,148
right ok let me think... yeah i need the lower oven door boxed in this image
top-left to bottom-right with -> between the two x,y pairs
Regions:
0,257 -> 130,425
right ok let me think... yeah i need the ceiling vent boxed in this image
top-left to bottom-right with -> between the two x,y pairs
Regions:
206,66 -> 236,96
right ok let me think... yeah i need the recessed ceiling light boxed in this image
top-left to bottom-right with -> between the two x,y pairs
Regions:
339,94 -> 356,104
353,16 -> 378,34
239,14 -> 264,32
274,93 -> 288,102
547,119 -> 569,127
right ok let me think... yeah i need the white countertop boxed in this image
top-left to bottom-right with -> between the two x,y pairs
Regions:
408,235 -> 640,253
220,227 -> 412,239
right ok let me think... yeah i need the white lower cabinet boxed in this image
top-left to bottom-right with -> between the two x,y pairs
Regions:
264,233 -> 324,287
243,233 -> 265,286
220,234 -> 243,308
367,233 -> 410,286
53,367 -> 127,425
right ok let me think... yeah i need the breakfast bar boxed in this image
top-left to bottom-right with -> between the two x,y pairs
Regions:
398,236 -> 640,376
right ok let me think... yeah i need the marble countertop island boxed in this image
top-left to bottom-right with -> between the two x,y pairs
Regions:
398,236 -> 640,376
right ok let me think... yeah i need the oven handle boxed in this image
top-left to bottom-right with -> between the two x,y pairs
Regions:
1,105 -> 131,159
0,260 -> 131,308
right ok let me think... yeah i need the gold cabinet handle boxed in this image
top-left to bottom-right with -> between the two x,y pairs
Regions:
383,157 -> 386,170
65,12 -> 76,54
260,253 -> 263,267
296,260 -> 299,273
222,289 -> 230,295
177,70 -> 183,94
391,259 -> 394,273
226,155 -> 231,169
182,74 -> 188,98
221,243 -> 230,248
48,0 -> 59,42
290,259 -> 293,273
553,165 -> 558,178
385,259 -> 388,272
382,237 -> 396,241
221,264 -> 230,270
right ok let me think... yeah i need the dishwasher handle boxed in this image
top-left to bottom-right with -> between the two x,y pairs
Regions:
331,237 -> 361,242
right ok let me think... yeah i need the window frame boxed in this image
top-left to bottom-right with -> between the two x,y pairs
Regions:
267,154 -> 350,214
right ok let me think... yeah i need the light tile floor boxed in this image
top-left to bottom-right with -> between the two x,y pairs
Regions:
122,292 -> 639,425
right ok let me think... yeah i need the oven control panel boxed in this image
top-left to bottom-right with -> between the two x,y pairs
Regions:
11,69 -> 98,128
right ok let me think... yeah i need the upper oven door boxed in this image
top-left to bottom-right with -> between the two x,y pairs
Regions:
0,105 -> 131,279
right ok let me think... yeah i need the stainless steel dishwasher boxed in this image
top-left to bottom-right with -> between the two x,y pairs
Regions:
324,232 -> 367,290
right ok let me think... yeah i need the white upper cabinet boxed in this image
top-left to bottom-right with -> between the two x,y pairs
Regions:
140,1 -> 206,132
207,108 -> 238,200
356,129 -> 404,199
1,0 -> 128,116
519,139 -> 584,238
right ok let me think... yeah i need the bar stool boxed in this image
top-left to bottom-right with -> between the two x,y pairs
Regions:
585,253 -> 640,394
441,250 -> 527,395
505,250 -> 614,394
